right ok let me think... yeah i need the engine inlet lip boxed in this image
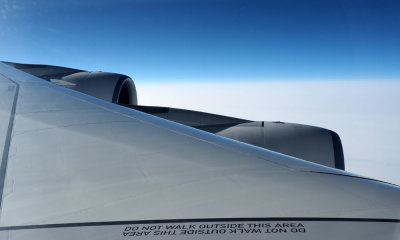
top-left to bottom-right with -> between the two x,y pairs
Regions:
113,76 -> 137,105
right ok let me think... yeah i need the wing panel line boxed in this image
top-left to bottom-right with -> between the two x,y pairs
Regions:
0,217 -> 399,231
0,73 -> 20,212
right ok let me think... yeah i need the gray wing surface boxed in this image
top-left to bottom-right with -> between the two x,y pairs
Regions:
0,62 -> 399,239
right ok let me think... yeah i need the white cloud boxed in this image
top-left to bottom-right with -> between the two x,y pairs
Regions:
137,80 -> 400,185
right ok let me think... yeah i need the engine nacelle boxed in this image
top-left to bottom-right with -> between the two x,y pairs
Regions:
215,121 -> 344,170
58,72 -> 137,105
125,105 -> 345,170
2,61 -> 138,105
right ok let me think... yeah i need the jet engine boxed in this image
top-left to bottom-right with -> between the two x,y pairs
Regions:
126,105 -> 345,170
2,61 -> 137,105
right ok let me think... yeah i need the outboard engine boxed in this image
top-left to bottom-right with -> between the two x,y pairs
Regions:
125,105 -> 345,170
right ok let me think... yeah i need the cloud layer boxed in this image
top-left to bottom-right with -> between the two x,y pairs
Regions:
137,80 -> 400,185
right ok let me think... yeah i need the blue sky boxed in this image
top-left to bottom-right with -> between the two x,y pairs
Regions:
1,0 -> 400,83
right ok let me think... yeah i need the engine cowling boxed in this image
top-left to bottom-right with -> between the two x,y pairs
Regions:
215,121 -> 344,170
59,72 -> 137,105
2,61 -> 138,105
124,105 -> 345,170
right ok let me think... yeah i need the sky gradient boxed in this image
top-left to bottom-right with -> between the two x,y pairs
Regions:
1,0 -> 400,82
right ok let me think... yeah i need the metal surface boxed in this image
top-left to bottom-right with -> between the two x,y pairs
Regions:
0,62 -> 399,239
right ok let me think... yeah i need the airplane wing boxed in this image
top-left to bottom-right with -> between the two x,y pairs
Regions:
3,61 -> 346,170
0,62 -> 399,239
